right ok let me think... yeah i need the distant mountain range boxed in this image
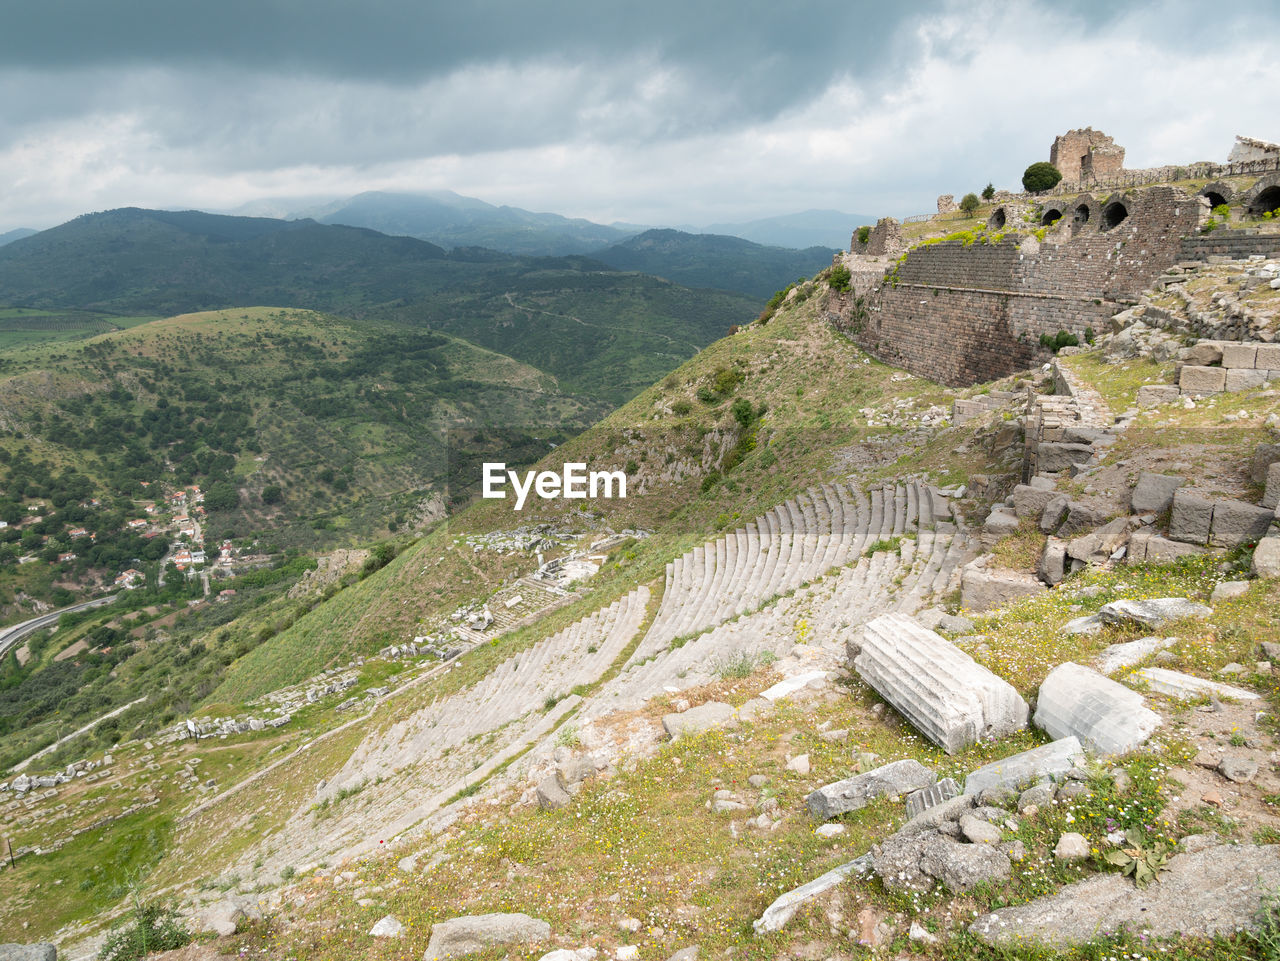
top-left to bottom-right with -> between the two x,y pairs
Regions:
287,190 -> 634,257
220,190 -> 872,255
0,228 -> 37,247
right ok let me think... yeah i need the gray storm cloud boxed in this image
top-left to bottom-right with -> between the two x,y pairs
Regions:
0,1 -> 1274,231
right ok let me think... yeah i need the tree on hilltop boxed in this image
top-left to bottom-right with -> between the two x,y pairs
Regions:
981,183 -> 995,200
1022,162 -> 1062,193
959,193 -> 980,216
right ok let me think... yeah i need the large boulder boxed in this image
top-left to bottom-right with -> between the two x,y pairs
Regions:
874,832 -> 1011,893
1250,443 -> 1280,485
1036,443 -> 1095,473
1010,485 -> 1061,520
1034,663 -> 1161,756
1210,498 -> 1275,548
971,844 -> 1280,947
425,913 -> 551,960
1169,490 -> 1214,545
1255,536 -> 1280,578
806,759 -> 937,820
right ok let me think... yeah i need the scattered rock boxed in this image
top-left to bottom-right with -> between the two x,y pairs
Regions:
786,754 -> 810,776
0,947 -> 57,961
751,855 -> 873,933
662,701 -> 735,738
960,814 -> 1002,845
908,921 -> 938,945
1135,667 -> 1259,702
537,775 -> 572,811
1210,581 -> 1251,603
1054,832 -> 1090,862
1219,754 -> 1260,784
371,915 -> 405,938
806,759 -> 936,820
1094,636 -> 1177,675
1097,597 -> 1213,628
814,824 -> 846,838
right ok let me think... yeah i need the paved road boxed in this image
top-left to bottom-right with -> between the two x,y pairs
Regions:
0,595 -> 118,660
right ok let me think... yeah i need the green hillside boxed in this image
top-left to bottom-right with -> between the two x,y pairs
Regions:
0,209 -> 759,407
0,307 -> 602,598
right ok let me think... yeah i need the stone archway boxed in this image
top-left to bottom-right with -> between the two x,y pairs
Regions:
1101,201 -> 1129,231
1041,206 -> 1064,226
1073,203 -> 1091,226
988,207 -> 1007,230
1202,191 -> 1228,209
1249,185 -> 1280,217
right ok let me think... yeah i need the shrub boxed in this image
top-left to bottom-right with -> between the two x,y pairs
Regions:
730,397 -> 755,429
1022,162 -> 1063,193
827,264 -> 852,292
695,386 -> 719,405
1038,329 -> 1079,353
1212,203 -> 1231,218
98,897 -> 191,961
959,192 -> 980,216
670,400 -> 691,416
981,182 -> 995,200
855,225 -> 871,245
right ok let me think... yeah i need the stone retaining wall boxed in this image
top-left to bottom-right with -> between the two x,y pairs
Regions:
836,186 -> 1206,386
1180,233 -> 1280,261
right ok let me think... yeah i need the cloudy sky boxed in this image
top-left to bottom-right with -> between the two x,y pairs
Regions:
2,0 -> 1277,232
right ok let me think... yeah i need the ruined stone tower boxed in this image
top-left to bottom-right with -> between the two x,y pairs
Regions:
1049,128 -> 1125,185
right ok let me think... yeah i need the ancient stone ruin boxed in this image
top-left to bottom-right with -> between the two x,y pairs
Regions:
1050,127 -> 1126,186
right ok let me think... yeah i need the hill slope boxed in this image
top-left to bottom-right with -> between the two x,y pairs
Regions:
591,228 -> 838,298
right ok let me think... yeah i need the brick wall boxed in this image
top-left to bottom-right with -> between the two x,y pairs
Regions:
831,186 -> 1205,386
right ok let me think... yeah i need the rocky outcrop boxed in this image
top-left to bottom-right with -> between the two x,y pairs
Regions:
971,844 -> 1280,947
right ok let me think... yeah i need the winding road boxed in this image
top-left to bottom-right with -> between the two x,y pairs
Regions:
0,594 -> 117,660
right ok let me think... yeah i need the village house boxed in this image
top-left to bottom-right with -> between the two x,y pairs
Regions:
127,519 -> 147,530
57,552 -> 76,562
114,569 -> 143,588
